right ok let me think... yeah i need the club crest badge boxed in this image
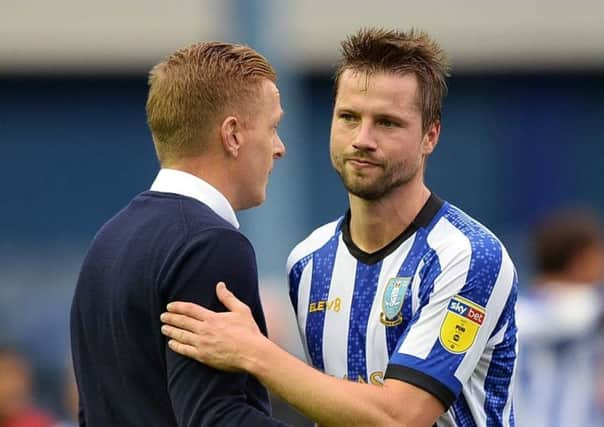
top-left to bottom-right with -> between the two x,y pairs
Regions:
439,295 -> 486,354
379,277 -> 410,327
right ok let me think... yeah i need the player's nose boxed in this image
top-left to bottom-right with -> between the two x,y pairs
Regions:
273,133 -> 286,159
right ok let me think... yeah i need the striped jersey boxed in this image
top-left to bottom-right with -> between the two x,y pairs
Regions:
515,286 -> 604,427
287,194 -> 518,426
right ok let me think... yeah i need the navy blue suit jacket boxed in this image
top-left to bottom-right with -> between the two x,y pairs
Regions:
71,191 -> 288,426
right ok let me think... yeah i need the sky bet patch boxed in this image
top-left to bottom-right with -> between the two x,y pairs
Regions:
439,295 -> 486,354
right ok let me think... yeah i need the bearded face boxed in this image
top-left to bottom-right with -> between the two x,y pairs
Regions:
330,147 -> 422,200
330,70 -> 436,201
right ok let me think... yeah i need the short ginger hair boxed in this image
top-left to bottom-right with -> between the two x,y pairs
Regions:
146,42 -> 276,166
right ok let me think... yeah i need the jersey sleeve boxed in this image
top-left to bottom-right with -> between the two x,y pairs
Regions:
159,227 -> 288,426
384,235 -> 517,410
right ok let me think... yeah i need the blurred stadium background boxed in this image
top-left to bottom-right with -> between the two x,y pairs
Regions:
1,0 -> 604,424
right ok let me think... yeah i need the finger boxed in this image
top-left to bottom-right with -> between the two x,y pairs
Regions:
166,301 -> 214,320
167,339 -> 201,361
161,324 -> 201,346
160,312 -> 204,333
216,282 -> 251,314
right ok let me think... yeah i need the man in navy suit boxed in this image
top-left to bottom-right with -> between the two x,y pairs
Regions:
70,41 -> 287,426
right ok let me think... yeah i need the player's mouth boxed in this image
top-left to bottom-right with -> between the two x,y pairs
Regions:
346,158 -> 380,169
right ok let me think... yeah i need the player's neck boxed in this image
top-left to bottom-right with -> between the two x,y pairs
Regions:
348,180 -> 430,254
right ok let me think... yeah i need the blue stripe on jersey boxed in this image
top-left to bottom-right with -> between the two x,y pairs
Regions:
484,274 -> 517,427
385,229 -> 436,357
348,261 -> 382,381
416,246 -> 442,307
489,269 -> 517,340
305,234 -> 340,372
289,254 -> 312,316
485,321 -> 516,426
451,393 -> 478,427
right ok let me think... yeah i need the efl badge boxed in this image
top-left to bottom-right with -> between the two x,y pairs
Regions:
379,277 -> 410,327
439,295 -> 486,354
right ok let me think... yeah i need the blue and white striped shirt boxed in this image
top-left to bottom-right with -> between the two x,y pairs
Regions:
288,195 -> 518,426
515,285 -> 604,427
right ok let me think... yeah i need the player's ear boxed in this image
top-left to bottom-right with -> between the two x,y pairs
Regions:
220,116 -> 243,158
422,120 -> 440,155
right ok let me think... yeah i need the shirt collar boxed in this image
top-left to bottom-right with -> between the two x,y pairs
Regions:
149,168 -> 239,229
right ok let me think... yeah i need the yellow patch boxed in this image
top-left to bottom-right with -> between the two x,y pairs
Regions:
439,295 -> 486,354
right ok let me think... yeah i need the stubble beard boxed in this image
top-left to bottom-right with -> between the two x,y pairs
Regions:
333,156 -> 420,201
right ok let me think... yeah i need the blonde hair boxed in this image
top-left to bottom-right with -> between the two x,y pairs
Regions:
146,42 -> 276,165
335,28 -> 450,132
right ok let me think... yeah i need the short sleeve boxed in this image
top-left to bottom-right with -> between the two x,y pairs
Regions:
385,238 -> 517,410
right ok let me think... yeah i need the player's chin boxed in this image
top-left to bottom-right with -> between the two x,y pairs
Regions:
251,187 -> 268,208
256,192 -> 267,206
237,187 -> 266,210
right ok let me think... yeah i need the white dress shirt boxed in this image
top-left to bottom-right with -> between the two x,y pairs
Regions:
150,168 -> 239,229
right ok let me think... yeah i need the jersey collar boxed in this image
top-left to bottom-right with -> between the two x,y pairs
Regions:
340,193 -> 444,264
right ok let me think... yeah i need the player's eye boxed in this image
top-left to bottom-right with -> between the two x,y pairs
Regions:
339,113 -> 357,122
377,119 -> 398,128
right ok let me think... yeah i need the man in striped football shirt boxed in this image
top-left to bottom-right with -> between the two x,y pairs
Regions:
515,210 -> 604,427
161,27 -> 518,427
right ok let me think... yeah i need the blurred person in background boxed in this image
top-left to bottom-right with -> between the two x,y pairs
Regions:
515,209 -> 604,427
70,41 -> 289,426
0,345 -> 54,427
161,27 -> 518,427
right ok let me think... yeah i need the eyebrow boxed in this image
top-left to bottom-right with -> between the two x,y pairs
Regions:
374,113 -> 409,124
334,107 -> 357,115
335,107 -> 409,123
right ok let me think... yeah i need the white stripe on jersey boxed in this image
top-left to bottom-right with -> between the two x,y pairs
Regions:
365,234 -> 416,380
296,258 -> 313,362
435,414 -> 457,427
287,220 -> 338,273
322,236 -> 356,378
411,257 -> 424,314
398,217 -> 471,358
